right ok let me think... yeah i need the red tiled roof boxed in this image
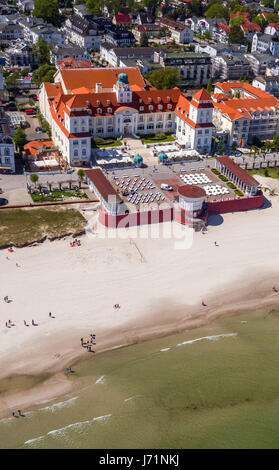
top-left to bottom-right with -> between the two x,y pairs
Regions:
160,17 -> 187,32
192,88 -> 211,102
57,58 -> 93,69
24,140 -> 53,155
59,67 -> 146,92
86,169 -> 122,204
218,23 -> 230,34
230,11 -> 249,20
241,22 -> 261,32
216,156 -> 259,187
114,13 -> 131,24
267,22 -> 279,30
178,185 -> 206,199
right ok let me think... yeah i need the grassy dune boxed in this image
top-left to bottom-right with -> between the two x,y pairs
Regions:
0,208 -> 86,248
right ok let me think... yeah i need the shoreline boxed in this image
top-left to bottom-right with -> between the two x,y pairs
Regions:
2,193 -> 279,419
0,285 -> 278,419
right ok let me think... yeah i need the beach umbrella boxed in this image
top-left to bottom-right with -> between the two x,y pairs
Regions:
158,151 -> 168,163
134,154 -> 143,167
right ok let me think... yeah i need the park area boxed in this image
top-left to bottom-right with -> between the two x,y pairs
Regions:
0,208 -> 86,248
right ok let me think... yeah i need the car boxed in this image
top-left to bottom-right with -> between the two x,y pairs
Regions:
0,198 -> 8,206
25,108 -> 36,115
160,183 -> 173,191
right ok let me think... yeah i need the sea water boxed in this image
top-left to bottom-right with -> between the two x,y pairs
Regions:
2,307 -> 279,449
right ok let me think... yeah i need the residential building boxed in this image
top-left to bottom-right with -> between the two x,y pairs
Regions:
103,26 -> 136,47
196,17 -> 227,37
63,14 -> 101,50
153,51 -> 212,86
241,22 -> 261,42
159,17 -> 193,44
252,32 -> 279,56
38,67 -> 214,165
215,22 -> 230,43
213,81 -> 279,145
100,44 -> 160,67
16,16 -> 65,46
244,52 -> 278,76
0,21 -> 23,43
112,13 -> 131,25
132,24 -> 161,41
4,42 -> 37,70
252,75 -> 279,98
50,44 -> 90,66
195,43 -> 248,58
17,0 -> 34,11
212,53 -> 251,80
264,22 -> 279,35
0,107 -> 15,173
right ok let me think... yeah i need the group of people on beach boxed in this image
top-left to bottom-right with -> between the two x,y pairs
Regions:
12,410 -> 23,418
70,239 -> 81,248
81,333 -> 96,353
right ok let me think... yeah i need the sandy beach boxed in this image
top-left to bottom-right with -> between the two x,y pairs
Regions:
1,182 -> 279,416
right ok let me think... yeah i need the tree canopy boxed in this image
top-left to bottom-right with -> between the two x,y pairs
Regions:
140,31 -> 149,47
33,0 -> 62,27
13,128 -> 27,151
228,25 -> 248,45
32,38 -> 52,66
144,67 -> 181,89
32,64 -> 56,86
205,3 -> 229,21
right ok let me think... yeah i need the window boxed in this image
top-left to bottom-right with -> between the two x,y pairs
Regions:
81,140 -> 87,145
74,149 -> 78,156
81,127 -> 85,132
168,104 -> 172,110
5,157 -> 10,163
82,149 -> 86,156
167,122 -> 172,128
149,105 -> 153,111
4,148 -> 10,156
138,124 -> 144,130
147,124 -> 154,129
97,128 -> 103,133
73,140 -> 78,145
108,108 -> 112,113
158,105 -> 163,110
168,114 -> 172,119
140,106 -> 144,111
139,116 -> 144,122
97,108 -> 102,114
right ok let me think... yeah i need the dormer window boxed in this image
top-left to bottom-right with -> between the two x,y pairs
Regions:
148,97 -> 152,103
167,96 -> 171,102
177,106 -> 180,111
107,100 -> 111,105
158,104 -> 163,110
108,108 -> 112,113
140,106 -> 144,111
168,104 -> 172,110
149,105 -> 153,111
97,108 -> 102,114
139,98 -> 142,103
97,100 -> 101,105
158,97 -> 162,103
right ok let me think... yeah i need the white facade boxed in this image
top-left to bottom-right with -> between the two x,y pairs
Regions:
0,137 -> 15,173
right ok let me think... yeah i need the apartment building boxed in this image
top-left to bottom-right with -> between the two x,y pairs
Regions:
154,51 -> 212,86
159,17 -> 193,44
63,14 -> 101,50
212,54 -> 251,80
213,81 -> 279,145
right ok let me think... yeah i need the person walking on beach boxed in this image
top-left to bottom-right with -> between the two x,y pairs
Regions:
49,312 -> 52,318
18,410 -> 22,416
24,320 -> 26,326
12,411 -> 15,418
202,300 -> 206,306
4,296 -> 8,303
81,337 -> 83,346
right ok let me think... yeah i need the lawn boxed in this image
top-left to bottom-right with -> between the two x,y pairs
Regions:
92,138 -> 122,148
247,167 -> 279,179
142,133 -> 175,144
31,190 -> 88,203
0,208 -> 86,248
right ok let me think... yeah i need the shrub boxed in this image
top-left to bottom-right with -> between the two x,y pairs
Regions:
227,182 -> 236,189
218,174 -> 228,182
234,189 -> 244,197
155,133 -> 166,140
211,168 -> 220,175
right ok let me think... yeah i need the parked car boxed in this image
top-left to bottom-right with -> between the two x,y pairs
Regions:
25,108 -> 36,115
160,183 -> 173,191
4,102 -> 17,111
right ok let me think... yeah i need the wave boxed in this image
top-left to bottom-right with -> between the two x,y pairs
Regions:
39,396 -> 78,412
124,395 -> 143,403
93,414 -> 112,422
176,333 -> 237,347
95,375 -> 105,384
24,435 -> 45,446
160,348 -> 170,352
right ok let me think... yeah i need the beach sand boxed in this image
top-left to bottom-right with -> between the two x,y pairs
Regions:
1,190 -> 279,416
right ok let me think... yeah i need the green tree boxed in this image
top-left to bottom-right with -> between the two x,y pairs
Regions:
228,25 -> 248,45
30,173 -> 39,187
32,64 -> 56,86
230,15 -> 245,27
13,128 -> 27,151
205,3 -> 229,21
157,26 -> 170,39
33,0 -> 62,26
77,169 -> 85,188
32,38 -> 52,66
5,71 -> 20,92
232,141 -> 238,154
188,0 -> 202,16
140,31 -> 149,47
85,0 -> 103,15
145,67 -> 182,89
142,0 -> 161,15
206,77 -> 213,94
252,15 -> 268,30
